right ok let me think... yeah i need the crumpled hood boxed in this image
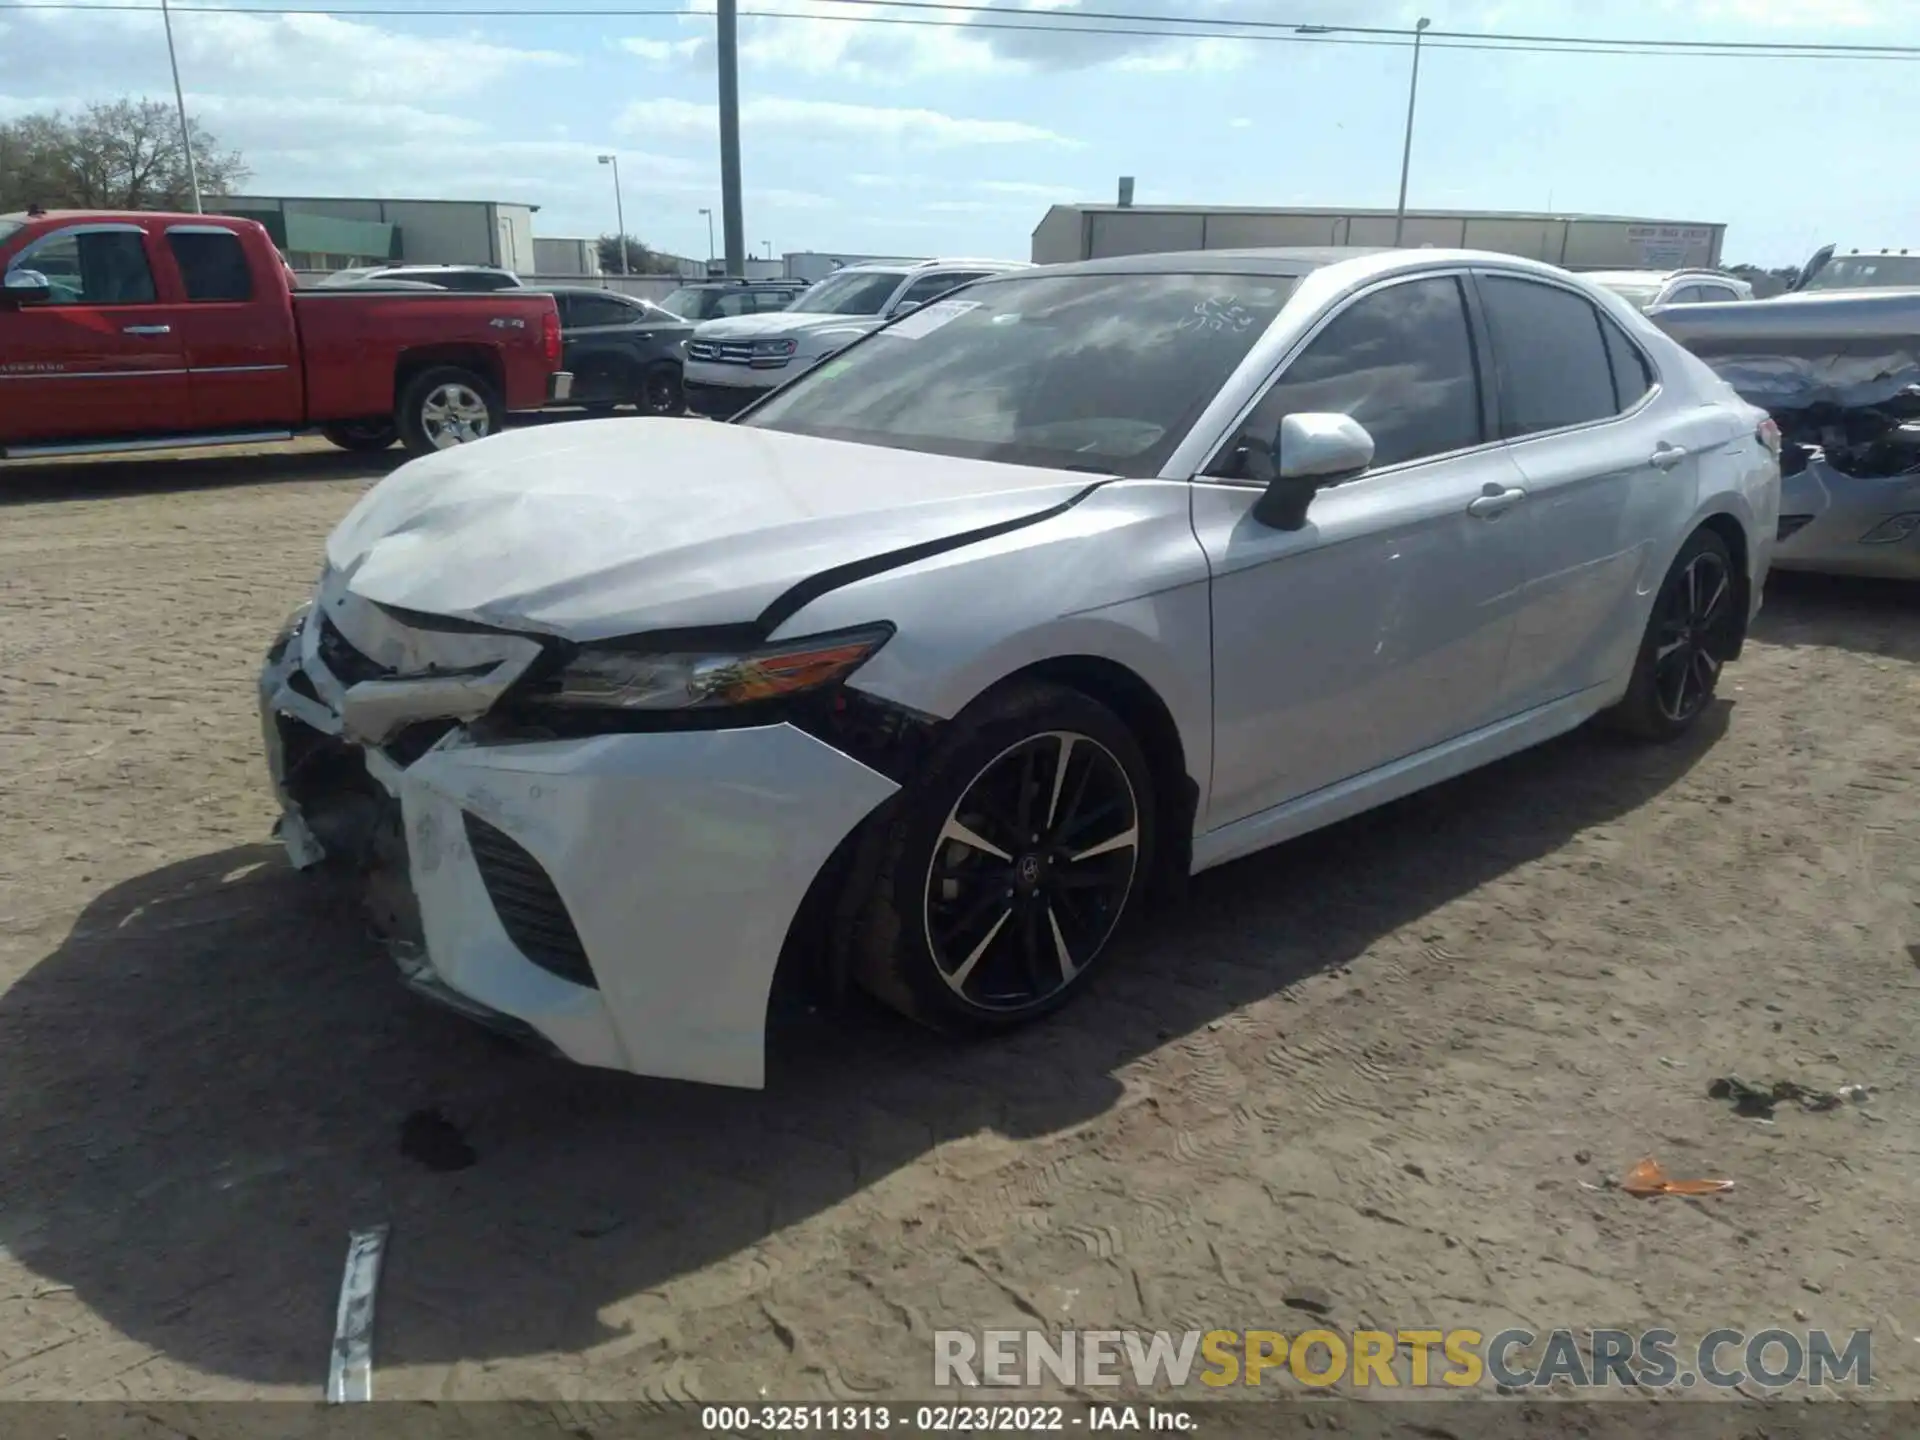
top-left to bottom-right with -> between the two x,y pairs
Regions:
693,311 -> 882,341
325,419 -> 1097,642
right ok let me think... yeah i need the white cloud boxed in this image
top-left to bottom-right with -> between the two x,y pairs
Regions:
618,96 -> 1077,148
658,0 -> 1001,83
621,35 -> 708,66
1229,117 -> 1255,129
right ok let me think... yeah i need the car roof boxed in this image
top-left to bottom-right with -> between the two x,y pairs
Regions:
676,277 -> 806,288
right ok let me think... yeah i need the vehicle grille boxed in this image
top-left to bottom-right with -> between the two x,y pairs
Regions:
317,616 -> 394,687
463,813 -> 598,989
685,339 -> 792,370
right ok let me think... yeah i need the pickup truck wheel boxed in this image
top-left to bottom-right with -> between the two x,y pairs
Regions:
398,367 -> 503,455
320,420 -> 398,453
639,362 -> 685,417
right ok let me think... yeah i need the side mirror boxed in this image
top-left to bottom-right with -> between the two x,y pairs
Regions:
892,300 -> 922,316
1,269 -> 53,308
1250,413 -> 1375,531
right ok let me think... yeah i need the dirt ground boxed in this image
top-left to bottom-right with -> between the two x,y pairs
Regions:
2,438 -> 1918,1408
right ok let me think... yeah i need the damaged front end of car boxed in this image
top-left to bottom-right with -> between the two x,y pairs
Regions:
1653,291 -> 1920,579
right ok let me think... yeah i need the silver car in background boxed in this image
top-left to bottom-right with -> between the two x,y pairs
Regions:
1653,288 -> 1920,579
1587,269 -> 1754,312
259,246 -> 1778,1091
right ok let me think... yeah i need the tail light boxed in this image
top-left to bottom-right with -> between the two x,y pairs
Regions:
1756,415 -> 1781,460
541,307 -> 562,367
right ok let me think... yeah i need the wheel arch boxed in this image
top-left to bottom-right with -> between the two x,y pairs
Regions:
1692,509 -> 1753,661
392,346 -> 506,410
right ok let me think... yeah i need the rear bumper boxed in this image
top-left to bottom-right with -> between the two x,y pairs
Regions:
547,371 -> 575,404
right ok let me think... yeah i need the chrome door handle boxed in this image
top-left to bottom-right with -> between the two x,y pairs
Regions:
122,324 -> 172,335
1650,442 -> 1689,471
1467,486 -> 1527,519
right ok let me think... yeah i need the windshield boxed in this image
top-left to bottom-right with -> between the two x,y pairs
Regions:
1801,255 -> 1920,291
743,271 -> 1300,478
789,270 -> 906,316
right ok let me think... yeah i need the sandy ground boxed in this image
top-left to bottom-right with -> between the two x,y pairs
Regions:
1,438 -> 1918,1409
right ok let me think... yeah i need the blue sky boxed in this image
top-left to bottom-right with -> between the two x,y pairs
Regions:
2,0 -> 1916,267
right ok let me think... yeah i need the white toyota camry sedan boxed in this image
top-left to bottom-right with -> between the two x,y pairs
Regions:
259,247 -> 1781,1090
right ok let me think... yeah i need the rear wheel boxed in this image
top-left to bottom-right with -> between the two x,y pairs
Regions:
1606,527 -> 1739,740
320,420 -> 398,452
638,361 -> 685,416
849,683 -> 1155,1031
397,366 -> 503,455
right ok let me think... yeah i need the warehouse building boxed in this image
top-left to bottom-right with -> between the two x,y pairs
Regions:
210,194 -> 540,274
1031,204 -> 1727,272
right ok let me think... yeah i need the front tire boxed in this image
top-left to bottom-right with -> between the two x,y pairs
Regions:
397,366 -> 503,456
638,361 -> 685,416
1606,527 -> 1739,741
849,683 -> 1155,1032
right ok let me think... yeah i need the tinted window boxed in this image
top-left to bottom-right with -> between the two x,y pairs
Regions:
1696,285 -> 1738,302
570,293 -> 635,328
1669,285 -> 1711,305
167,230 -> 253,302
1600,314 -> 1654,411
789,270 -> 907,316
10,229 -> 158,305
1216,275 -> 1482,474
748,289 -> 795,312
746,271 -> 1299,478
895,271 -> 987,311
1478,275 -> 1617,437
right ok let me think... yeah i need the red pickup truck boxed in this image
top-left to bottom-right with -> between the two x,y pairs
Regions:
0,209 -> 572,460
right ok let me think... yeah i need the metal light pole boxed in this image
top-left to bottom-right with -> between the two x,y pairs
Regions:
1393,17 -> 1431,247
699,207 -> 714,267
762,240 -> 771,261
160,0 -> 202,212
598,154 -> 627,275
717,0 -> 746,276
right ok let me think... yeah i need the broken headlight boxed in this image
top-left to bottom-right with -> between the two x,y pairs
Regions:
538,625 -> 892,711
268,602 -> 312,661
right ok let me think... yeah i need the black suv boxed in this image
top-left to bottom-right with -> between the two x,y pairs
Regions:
657,278 -> 807,322
534,286 -> 693,414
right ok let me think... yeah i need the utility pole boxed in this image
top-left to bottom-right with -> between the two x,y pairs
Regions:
717,0 -> 746,276
597,155 -> 627,274
1393,17 -> 1431,247
699,207 -> 715,268
160,0 -> 203,212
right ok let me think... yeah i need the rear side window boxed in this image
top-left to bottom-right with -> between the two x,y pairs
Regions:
570,294 -> 634,327
167,230 -> 253,302
1478,275 -> 1617,437
1599,315 -> 1654,412
1218,274 -> 1483,473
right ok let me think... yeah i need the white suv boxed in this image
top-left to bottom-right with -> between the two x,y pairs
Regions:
1584,269 -> 1753,312
683,257 -> 1028,418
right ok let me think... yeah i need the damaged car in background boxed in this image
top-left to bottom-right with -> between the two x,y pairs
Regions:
260,248 -> 1777,1091
1653,288 -> 1920,579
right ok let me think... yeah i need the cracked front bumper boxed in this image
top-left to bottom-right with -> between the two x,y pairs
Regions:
257,595 -> 899,1089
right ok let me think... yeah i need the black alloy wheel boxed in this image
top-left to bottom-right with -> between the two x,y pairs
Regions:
1652,544 -> 1734,725
923,729 -> 1140,1014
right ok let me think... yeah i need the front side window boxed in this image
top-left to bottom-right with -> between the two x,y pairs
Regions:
167,230 -> 253,302
1478,274 -> 1617,437
787,270 -> 907,316
744,271 -> 1299,478
8,229 -> 156,305
1214,275 -> 1482,475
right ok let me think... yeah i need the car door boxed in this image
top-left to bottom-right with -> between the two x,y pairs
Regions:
564,291 -> 643,402
0,221 -> 189,444
164,224 -> 303,432
1192,272 -> 1532,830
1473,270 -> 1713,712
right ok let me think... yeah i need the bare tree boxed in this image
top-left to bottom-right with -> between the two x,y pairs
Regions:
0,99 -> 248,212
